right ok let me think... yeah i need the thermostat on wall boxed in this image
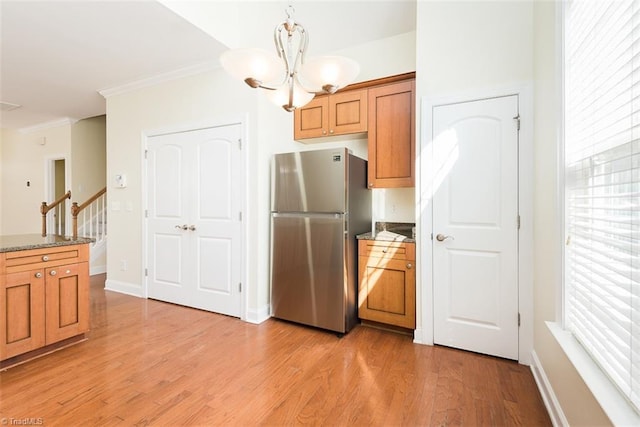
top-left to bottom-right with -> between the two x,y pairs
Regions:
114,173 -> 127,188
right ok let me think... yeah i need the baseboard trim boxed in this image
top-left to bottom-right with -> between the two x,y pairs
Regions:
530,350 -> 568,427
104,279 -> 143,298
90,265 -> 106,276
245,305 -> 270,324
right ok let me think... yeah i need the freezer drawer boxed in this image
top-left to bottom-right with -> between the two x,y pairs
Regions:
271,213 -> 348,332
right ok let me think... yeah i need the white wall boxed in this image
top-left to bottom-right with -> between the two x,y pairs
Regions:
531,2 -> 610,425
0,130 -> 4,230
71,115 -> 106,200
0,125 -> 72,235
103,32 -> 415,322
415,1 -> 609,424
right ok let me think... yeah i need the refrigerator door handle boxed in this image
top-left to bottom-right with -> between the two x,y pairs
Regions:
271,212 -> 344,219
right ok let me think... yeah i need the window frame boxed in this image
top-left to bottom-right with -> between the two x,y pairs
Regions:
557,0 -> 640,424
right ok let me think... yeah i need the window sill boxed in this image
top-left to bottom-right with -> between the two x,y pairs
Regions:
546,321 -> 639,426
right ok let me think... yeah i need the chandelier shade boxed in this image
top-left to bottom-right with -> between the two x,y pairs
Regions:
265,80 -> 316,112
219,6 -> 360,111
300,56 -> 360,94
219,48 -> 284,88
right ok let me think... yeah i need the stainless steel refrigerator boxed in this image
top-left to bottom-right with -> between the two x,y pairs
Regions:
270,148 -> 371,334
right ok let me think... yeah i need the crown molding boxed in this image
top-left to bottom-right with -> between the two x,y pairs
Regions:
19,117 -> 78,134
98,60 -> 220,98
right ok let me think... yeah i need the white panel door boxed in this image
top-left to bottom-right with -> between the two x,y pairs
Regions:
432,95 -> 519,360
147,125 -> 243,317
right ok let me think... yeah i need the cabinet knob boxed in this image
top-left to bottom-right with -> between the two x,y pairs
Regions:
188,225 -> 196,231
368,183 -> 374,188
329,129 -> 334,134
35,272 -> 42,278
406,263 -> 413,269
50,270 -> 57,276
42,255 -> 49,261
66,270 -> 71,274
322,130 -> 327,135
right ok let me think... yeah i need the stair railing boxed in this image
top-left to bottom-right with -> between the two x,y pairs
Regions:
41,190 -> 71,236
71,187 -> 107,240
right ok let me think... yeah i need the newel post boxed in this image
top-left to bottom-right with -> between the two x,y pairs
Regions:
40,202 -> 48,236
71,202 -> 79,239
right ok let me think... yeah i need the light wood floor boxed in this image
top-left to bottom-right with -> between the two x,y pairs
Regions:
0,274 -> 551,426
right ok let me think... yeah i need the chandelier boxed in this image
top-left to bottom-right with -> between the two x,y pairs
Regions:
220,6 -> 360,112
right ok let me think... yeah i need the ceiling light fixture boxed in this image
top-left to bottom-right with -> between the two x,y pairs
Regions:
220,5 -> 360,112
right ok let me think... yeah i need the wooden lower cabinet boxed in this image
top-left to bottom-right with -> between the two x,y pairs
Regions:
358,239 -> 416,329
0,244 -> 90,362
1,270 -> 46,359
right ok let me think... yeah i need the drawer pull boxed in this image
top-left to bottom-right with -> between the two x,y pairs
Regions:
50,270 -> 57,276
35,272 -> 42,278
42,255 -> 49,261
406,263 -> 413,269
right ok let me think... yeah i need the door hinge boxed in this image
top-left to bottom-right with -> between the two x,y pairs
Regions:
238,138 -> 242,150
513,114 -> 521,131
144,149 -> 148,159
239,211 -> 243,221
518,313 -> 521,327
517,215 -> 521,229
145,209 -> 148,218
238,282 -> 242,292
145,268 -> 148,277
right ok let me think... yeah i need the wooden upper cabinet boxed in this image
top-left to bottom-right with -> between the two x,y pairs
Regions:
294,89 -> 367,140
367,79 -> 415,188
294,96 -> 328,139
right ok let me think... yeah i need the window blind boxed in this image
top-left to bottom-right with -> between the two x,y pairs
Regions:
564,0 -> 640,412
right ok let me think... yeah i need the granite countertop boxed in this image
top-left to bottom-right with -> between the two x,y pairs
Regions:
0,234 -> 95,253
357,222 -> 416,243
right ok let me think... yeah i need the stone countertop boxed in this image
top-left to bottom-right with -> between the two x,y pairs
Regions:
357,222 -> 416,243
356,231 -> 416,243
0,234 -> 94,253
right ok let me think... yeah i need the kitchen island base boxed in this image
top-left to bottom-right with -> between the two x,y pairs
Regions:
0,235 -> 92,368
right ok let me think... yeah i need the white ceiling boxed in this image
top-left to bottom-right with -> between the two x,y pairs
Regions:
0,0 -> 416,131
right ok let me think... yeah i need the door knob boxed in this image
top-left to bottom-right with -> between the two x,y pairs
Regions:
406,263 -> 413,269
436,234 -> 454,242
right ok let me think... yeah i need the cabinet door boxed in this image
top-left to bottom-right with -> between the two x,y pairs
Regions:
0,270 -> 45,360
368,80 -> 415,188
45,262 -> 89,344
329,89 -> 367,136
358,255 -> 416,329
294,96 -> 329,139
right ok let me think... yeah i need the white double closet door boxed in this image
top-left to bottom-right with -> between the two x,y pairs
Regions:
146,124 -> 243,317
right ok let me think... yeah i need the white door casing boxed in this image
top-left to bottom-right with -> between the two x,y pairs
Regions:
432,95 -> 519,360
146,124 -> 243,317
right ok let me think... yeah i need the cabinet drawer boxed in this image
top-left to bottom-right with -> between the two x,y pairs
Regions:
358,240 -> 415,261
3,245 -> 88,274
